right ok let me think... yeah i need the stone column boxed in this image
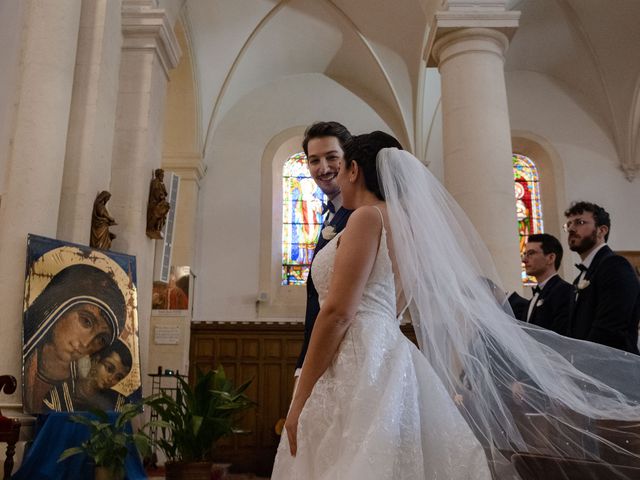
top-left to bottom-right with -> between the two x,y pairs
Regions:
163,156 -> 205,268
0,0 -> 82,404
429,15 -> 522,291
109,0 -> 180,387
57,0 -> 123,244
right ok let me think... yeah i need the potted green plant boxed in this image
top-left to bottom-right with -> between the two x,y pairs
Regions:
58,402 -> 151,480
144,366 -> 253,480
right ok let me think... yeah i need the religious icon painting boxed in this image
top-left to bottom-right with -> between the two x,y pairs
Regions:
22,234 -> 141,414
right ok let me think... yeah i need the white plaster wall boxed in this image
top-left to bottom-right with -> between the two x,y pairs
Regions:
506,70 -> 640,268
0,0 -> 25,197
193,73 -> 391,322
421,67 -> 444,182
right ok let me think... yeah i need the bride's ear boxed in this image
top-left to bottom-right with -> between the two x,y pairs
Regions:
349,161 -> 359,184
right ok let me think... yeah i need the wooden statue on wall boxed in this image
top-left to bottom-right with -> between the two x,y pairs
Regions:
146,168 -> 171,239
90,190 -> 117,250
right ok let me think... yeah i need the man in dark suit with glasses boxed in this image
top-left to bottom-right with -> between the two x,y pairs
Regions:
564,201 -> 640,353
521,233 -> 573,334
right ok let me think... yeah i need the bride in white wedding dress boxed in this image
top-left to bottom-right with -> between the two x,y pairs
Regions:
272,132 -> 640,479
272,132 -> 490,479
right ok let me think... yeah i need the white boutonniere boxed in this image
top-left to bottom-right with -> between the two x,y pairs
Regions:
535,298 -> 544,307
577,278 -> 591,291
321,225 -> 336,241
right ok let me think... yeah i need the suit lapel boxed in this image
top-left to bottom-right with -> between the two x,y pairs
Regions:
584,245 -> 612,281
569,245 -> 613,325
573,246 -> 612,293
539,275 -> 559,299
530,275 -> 558,320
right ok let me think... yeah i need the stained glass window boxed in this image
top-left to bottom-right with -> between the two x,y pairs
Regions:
282,152 -> 326,285
513,153 -> 544,285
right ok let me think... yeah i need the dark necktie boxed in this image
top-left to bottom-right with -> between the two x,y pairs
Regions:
532,285 -> 541,296
575,263 -> 587,272
322,201 -> 335,216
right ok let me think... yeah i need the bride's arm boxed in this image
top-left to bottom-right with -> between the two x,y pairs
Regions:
285,206 -> 382,455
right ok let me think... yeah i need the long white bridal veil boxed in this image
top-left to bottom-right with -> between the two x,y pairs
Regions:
377,148 -> 640,478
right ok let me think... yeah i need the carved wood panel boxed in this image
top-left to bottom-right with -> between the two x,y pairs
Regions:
189,322 -> 417,475
189,322 -> 302,475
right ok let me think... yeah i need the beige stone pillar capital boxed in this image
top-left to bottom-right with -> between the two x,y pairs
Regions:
121,0 -> 181,78
425,2 -> 519,67
163,153 -> 206,187
431,27 -> 509,67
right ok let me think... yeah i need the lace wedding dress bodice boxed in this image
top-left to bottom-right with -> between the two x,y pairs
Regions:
314,227 -> 397,320
272,213 -> 491,480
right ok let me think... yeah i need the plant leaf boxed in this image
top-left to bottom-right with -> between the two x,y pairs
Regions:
58,447 -> 84,462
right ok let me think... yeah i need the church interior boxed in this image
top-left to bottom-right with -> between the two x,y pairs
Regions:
1,0 -> 639,478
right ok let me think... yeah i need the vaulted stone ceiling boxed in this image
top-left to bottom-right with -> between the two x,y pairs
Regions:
506,0 -> 640,180
183,0 -> 436,153
176,0 -> 640,179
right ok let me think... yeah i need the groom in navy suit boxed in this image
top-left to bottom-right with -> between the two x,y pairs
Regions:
295,122 -> 353,381
564,201 -> 640,353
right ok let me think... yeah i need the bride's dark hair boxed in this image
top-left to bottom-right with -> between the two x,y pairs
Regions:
343,131 -> 402,200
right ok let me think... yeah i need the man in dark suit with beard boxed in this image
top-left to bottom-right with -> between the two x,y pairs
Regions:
564,201 -> 640,353
295,122 -> 353,388
520,233 -> 573,334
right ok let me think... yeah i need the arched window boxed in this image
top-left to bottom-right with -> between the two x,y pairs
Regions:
282,152 -> 326,285
513,153 -> 544,285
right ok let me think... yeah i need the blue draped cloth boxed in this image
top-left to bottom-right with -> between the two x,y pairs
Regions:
12,412 -> 147,480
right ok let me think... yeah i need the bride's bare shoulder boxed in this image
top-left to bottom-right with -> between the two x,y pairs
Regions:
338,206 -> 384,247
346,205 -> 383,228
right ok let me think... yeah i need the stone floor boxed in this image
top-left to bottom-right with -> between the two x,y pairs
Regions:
149,473 -> 269,479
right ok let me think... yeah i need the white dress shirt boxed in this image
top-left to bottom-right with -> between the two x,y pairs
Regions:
324,194 -> 343,225
576,243 -> 608,280
526,273 -> 557,322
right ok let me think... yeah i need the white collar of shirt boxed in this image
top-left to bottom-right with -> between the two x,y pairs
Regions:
325,194 -> 343,223
330,194 -> 343,212
580,243 -> 608,270
526,273 -> 557,322
537,273 -> 557,290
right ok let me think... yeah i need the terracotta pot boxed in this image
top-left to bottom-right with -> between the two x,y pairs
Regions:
165,461 -> 213,480
211,462 -> 232,480
94,466 -> 124,480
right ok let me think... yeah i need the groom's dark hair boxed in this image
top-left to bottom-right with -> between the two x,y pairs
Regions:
302,121 -> 352,155
528,233 -> 564,270
343,131 -> 403,201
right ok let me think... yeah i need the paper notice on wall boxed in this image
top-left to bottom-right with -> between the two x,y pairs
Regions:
154,325 -> 180,345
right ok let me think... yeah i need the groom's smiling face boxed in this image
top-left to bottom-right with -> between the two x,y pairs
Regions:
306,136 -> 342,199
